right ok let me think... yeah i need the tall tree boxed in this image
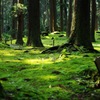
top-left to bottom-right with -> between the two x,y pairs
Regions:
40,0 -> 49,31
49,0 -> 57,32
16,0 -> 24,45
90,0 -> 96,42
60,0 -> 64,31
63,0 -> 68,31
67,0 -> 73,36
27,0 -> 43,47
12,0 -> 17,39
27,0 -> 32,46
68,0 -> 94,50
97,0 -> 100,28
0,0 -> 3,41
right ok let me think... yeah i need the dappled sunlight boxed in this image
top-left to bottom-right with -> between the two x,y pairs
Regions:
40,75 -> 57,80
0,49 -> 21,57
93,42 -> 100,51
94,47 -> 100,51
23,58 -> 53,65
0,32 -> 100,100
2,53 -> 16,57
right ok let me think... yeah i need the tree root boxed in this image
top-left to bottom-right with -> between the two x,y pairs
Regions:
41,43 -> 99,54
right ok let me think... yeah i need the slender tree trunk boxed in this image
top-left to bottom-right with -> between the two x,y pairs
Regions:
90,0 -> 96,42
63,0 -> 68,31
0,0 -> 3,41
0,0 -> 2,41
97,0 -> 100,29
27,1 -> 32,46
60,0 -> 64,31
16,0 -> 24,45
16,14 -> 24,45
95,15 -> 98,31
27,19 -> 32,46
68,0 -> 94,50
49,0 -> 57,32
46,0 -> 50,32
67,0 -> 73,36
12,0 -> 17,39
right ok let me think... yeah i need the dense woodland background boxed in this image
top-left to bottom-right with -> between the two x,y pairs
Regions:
0,0 -> 100,99
0,0 -> 100,48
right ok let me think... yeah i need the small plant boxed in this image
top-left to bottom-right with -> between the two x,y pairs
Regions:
2,33 -> 11,44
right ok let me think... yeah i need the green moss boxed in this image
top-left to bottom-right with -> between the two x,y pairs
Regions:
0,32 -> 100,99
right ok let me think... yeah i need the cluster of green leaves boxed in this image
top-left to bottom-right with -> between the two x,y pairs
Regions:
11,3 -> 27,17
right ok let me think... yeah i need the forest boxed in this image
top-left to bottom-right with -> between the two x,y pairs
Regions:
0,0 -> 100,99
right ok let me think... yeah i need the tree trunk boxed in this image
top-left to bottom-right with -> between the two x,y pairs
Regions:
90,0 -> 96,42
27,1 -> 32,46
95,15 -> 98,31
16,0 -> 24,45
12,0 -> 17,39
63,0 -> 68,31
27,0 -> 43,47
60,0 -> 64,31
16,14 -> 24,45
0,0 -> 3,41
67,0 -> 73,36
97,0 -> 100,29
68,0 -> 94,50
49,0 -> 57,32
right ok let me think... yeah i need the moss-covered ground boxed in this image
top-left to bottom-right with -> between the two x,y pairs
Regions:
0,32 -> 100,100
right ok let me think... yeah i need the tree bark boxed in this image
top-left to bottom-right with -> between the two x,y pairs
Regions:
27,0 -> 43,47
63,0 -> 68,31
67,0 -> 73,36
60,0 -> 64,31
0,0 -> 3,41
12,0 -> 17,39
90,0 -> 96,42
68,0 -> 94,50
49,0 -> 57,32
16,0 -> 24,45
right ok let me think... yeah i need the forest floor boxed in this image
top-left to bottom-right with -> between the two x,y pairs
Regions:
0,32 -> 100,100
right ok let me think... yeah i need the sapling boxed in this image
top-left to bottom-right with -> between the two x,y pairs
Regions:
51,37 -> 55,46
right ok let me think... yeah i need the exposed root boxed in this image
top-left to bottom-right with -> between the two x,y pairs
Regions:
41,43 -> 99,54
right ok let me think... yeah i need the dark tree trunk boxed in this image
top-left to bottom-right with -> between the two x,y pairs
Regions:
63,0 -> 68,31
12,18 -> 17,39
68,0 -> 94,50
27,1 -> 32,46
27,0 -> 43,47
26,22 -> 32,46
16,0 -> 24,45
16,14 -> 24,45
60,0 -> 64,31
97,0 -> 100,29
90,0 -> 96,42
0,0 -> 3,41
49,0 -> 57,32
67,0 -> 73,37
95,15 -> 98,31
12,0 -> 17,39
